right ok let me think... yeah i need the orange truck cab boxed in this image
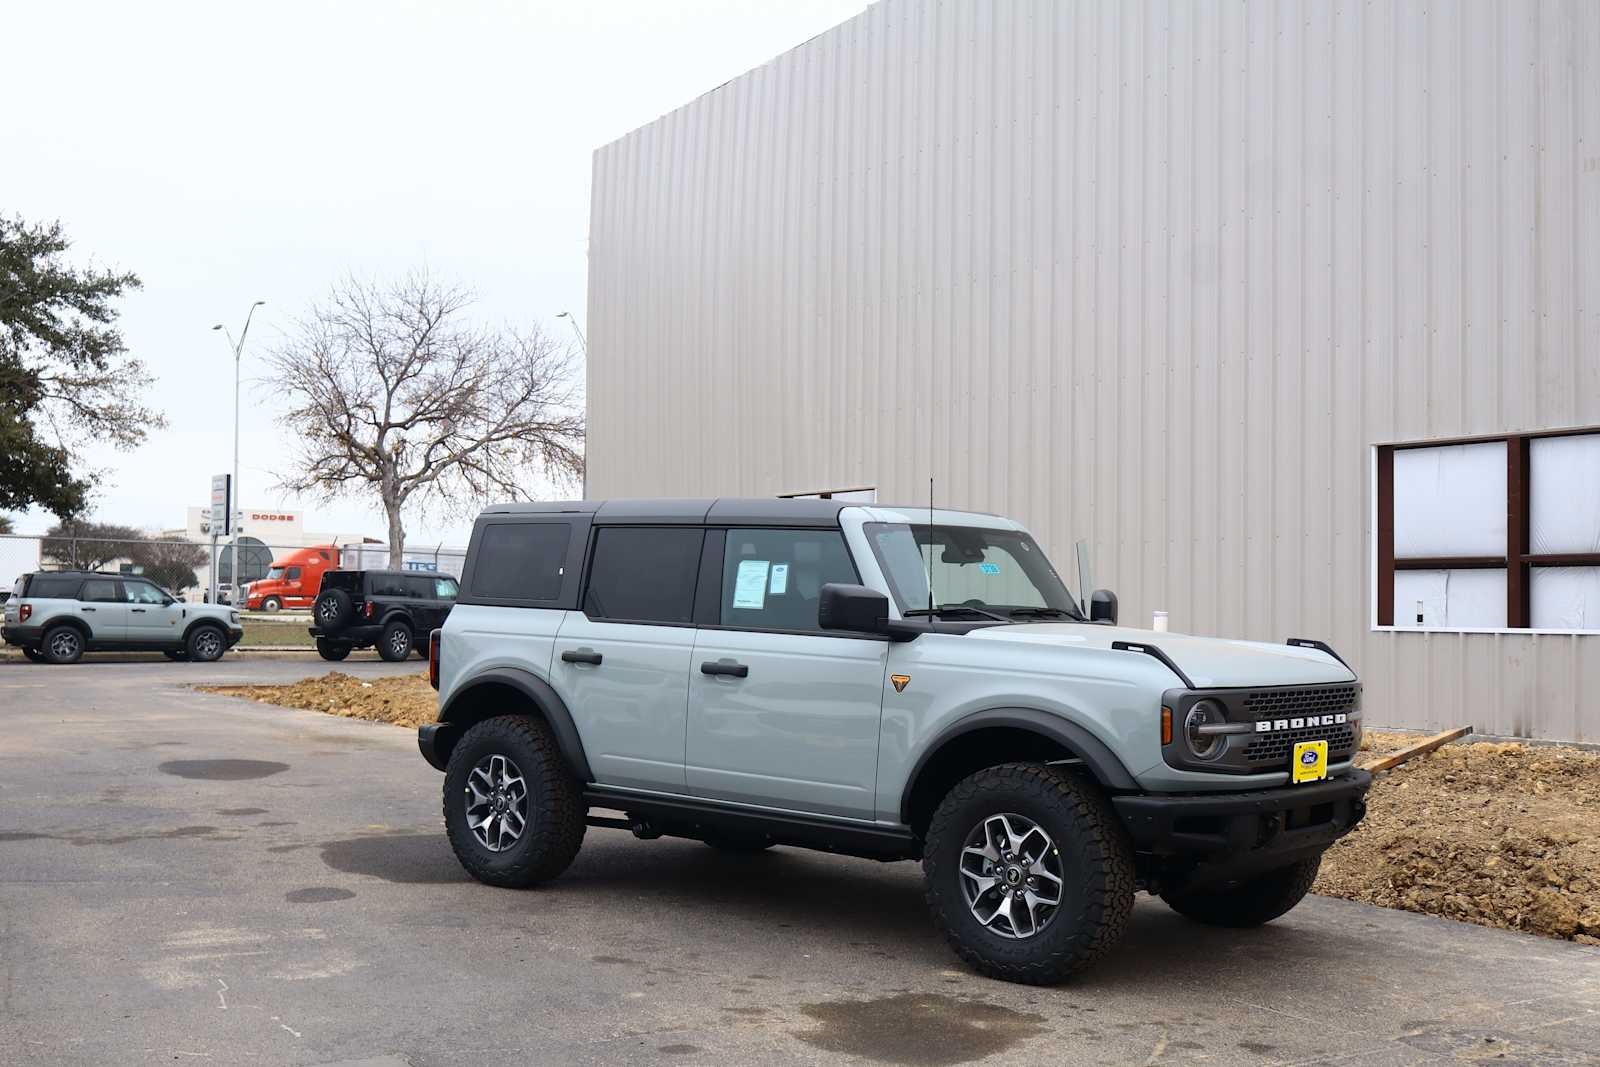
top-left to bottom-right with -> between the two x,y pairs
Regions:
245,545 -> 337,612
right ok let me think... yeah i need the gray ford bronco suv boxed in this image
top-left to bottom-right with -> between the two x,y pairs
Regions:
419,499 -> 1370,984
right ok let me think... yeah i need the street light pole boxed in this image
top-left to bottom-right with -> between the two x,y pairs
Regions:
556,312 -> 589,499
213,300 -> 265,605
555,310 -> 587,354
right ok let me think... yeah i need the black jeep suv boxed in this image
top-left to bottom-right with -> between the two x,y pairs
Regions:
309,570 -> 458,662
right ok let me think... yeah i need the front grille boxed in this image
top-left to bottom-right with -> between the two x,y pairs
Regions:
1242,685 -> 1359,718
1244,723 -> 1358,764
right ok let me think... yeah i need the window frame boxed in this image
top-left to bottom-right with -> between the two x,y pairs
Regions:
1373,427 -> 1600,633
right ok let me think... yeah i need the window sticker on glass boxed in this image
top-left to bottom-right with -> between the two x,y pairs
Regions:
768,563 -> 789,595
733,559 -> 770,609
979,562 -> 1001,575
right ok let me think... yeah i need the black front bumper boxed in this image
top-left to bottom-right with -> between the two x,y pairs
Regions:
1112,769 -> 1371,887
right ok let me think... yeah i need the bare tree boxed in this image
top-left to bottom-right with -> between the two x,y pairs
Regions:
269,273 -> 584,566
131,538 -> 208,594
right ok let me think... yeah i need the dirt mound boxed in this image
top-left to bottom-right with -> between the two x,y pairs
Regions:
201,671 -> 438,730
1317,731 -> 1600,944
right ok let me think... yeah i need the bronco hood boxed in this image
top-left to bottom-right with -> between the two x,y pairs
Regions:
967,623 -> 1356,689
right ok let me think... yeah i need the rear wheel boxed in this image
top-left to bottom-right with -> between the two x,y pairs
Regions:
922,763 -> 1134,985
377,621 -> 413,662
22,646 -> 46,663
186,624 -> 227,663
443,715 -> 585,888
1160,857 -> 1321,928
315,639 -> 351,661
42,626 -> 84,665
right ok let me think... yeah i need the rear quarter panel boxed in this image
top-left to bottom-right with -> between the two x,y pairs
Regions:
437,604 -> 566,715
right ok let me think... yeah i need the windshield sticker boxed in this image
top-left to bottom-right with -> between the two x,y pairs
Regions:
979,562 -> 1001,575
769,563 -> 789,595
732,559 -> 770,608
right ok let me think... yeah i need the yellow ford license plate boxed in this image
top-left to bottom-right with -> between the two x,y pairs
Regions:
1292,740 -> 1329,784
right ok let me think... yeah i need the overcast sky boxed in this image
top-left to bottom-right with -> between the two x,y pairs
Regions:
4,0 -> 865,543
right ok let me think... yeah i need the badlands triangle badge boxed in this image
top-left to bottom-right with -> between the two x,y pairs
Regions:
890,674 -> 911,694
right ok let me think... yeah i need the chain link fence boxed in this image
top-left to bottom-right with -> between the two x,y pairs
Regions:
0,533 -> 465,606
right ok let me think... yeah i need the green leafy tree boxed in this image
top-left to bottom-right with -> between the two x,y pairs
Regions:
0,514 -> 13,534
40,520 -> 147,571
0,216 -> 161,517
132,538 -> 207,593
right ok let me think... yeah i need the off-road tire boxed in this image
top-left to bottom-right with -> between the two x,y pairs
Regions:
186,624 -> 227,662
315,639 -> 351,661
260,596 -> 282,612
923,763 -> 1134,985
1160,857 -> 1321,928
443,715 -> 585,888
314,588 -> 353,630
163,649 -> 189,662
377,620 -> 413,662
41,625 -> 84,665
22,646 -> 45,663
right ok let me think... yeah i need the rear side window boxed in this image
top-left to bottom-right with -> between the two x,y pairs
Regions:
720,529 -> 857,631
582,527 -> 702,624
80,579 -> 120,603
470,523 -> 570,601
434,577 -> 459,600
403,575 -> 437,598
26,575 -> 82,599
367,573 -> 411,597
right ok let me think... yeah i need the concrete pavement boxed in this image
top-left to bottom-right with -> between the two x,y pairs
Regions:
1,657 -> 1597,1066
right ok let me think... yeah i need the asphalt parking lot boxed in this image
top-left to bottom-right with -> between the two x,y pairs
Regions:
2,657 -> 1597,1067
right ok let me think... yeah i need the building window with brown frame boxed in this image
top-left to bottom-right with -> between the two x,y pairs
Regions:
1375,430 -> 1600,631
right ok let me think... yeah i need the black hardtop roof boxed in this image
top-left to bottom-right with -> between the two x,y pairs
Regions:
26,570 -> 121,580
477,497 -> 852,527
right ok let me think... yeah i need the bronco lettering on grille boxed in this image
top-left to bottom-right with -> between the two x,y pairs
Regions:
1254,713 -> 1348,733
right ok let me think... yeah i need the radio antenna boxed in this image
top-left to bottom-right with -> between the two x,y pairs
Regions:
927,476 -> 935,614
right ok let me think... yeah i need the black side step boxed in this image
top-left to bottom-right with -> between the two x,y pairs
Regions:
581,787 -> 919,862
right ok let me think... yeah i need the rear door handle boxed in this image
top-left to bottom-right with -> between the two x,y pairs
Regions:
81,607 -> 96,613
131,608 -> 147,614
561,649 -> 603,666
701,659 -> 749,678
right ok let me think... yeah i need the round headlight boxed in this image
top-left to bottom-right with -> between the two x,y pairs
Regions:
1184,700 -> 1226,760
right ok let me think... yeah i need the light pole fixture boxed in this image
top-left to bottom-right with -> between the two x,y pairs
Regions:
556,310 -> 587,354
212,300 -> 265,605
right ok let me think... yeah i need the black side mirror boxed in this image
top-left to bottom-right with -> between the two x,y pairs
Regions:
818,583 -> 890,634
1089,589 -> 1118,625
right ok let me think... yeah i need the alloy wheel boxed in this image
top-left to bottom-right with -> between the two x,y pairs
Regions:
390,629 -> 410,656
193,629 -> 223,660
465,754 -> 528,852
958,812 -> 1065,939
49,630 -> 80,660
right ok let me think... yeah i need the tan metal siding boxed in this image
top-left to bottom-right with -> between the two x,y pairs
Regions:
587,0 -> 1600,742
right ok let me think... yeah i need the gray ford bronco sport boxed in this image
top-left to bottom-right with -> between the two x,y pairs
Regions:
419,499 -> 1370,984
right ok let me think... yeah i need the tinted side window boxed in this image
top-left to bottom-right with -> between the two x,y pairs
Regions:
434,578 -> 459,600
26,575 -> 83,599
368,573 -> 411,597
403,575 -> 437,598
720,529 -> 857,631
583,527 -> 702,624
470,523 -> 570,601
80,579 -> 120,603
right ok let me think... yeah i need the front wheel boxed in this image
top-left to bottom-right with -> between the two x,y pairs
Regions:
186,624 -> 227,662
1160,857 -> 1321,928
260,596 -> 282,613
922,763 -> 1134,985
443,715 -> 585,888
377,621 -> 413,662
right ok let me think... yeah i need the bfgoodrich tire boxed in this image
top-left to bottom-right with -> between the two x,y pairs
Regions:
923,763 -> 1135,985
443,715 -> 585,888
1160,857 -> 1321,928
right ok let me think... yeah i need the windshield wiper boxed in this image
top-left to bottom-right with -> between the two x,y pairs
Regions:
1006,606 -> 1083,621
902,604 -> 1010,622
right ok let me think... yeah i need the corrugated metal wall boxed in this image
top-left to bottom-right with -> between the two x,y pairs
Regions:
587,0 -> 1600,742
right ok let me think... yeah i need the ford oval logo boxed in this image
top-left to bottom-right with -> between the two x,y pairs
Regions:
1301,750 -> 1319,765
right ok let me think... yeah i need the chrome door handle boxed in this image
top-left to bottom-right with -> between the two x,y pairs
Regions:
700,659 -> 748,678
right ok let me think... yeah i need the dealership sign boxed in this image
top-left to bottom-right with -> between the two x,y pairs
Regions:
209,474 -> 232,536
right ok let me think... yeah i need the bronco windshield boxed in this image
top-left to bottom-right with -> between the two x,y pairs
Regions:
864,523 -> 1083,622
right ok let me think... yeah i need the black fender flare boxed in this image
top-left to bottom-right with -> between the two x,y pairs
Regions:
899,706 -> 1139,824
378,608 -> 415,633
435,666 -> 592,780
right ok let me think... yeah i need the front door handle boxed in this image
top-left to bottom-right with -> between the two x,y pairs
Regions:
701,659 -> 749,679
81,607 -> 96,613
131,608 -> 147,614
561,649 -> 603,666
